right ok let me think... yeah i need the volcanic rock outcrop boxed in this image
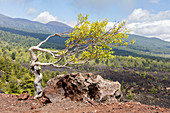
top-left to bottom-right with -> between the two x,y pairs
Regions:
43,73 -> 122,104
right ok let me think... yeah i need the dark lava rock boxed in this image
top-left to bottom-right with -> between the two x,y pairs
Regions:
43,73 -> 122,104
17,93 -> 29,100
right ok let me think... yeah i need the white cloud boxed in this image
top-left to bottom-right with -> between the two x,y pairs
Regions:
127,8 -> 170,23
106,22 -> 118,31
27,8 -> 37,15
33,11 -> 58,24
33,11 -> 76,27
126,8 -> 170,42
63,21 -> 77,28
150,0 -> 159,3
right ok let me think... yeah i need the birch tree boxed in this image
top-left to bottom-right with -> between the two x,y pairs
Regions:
29,14 -> 135,99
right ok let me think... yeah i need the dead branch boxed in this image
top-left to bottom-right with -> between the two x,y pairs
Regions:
37,33 -> 69,48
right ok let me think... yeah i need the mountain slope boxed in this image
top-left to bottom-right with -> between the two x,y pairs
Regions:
46,21 -> 72,33
0,14 -> 72,33
127,34 -> 170,54
0,29 -> 66,49
0,27 -> 67,48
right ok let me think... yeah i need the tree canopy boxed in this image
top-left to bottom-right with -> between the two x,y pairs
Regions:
29,14 -> 135,68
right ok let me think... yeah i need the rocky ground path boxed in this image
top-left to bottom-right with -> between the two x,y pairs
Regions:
0,93 -> 169,113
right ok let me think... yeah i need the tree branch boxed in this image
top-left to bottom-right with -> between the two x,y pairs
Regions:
37,33 -> 69,48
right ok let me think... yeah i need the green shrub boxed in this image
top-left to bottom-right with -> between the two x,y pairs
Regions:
166,90 -> 169,93
132,82 -> 136,85
55,70 -> 60,76
150,86 -> 157,94
121,86 -> 125,93
114,69 -> 118,73
158,86 -> 161,90
163,75 -> 168,80
154,71 -> 157,74
81,67 -> 85,71
62,70 -> 69,74
127,89 -> 133,100
150,74 -> 153,78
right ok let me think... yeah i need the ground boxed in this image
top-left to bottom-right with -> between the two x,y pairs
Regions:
39,64 -> 170,108
0,93 -> 169,113
4,63 -> 167,113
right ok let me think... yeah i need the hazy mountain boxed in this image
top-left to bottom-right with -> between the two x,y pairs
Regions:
0,14 -> 72,34
127,34 -> 170,54
46,21 -> 72,33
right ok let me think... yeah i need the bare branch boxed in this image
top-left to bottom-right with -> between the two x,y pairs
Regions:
29,46 -> 60,58
32,62 -> 70,68
37,33 -> 69,48
68,58 -> 92,66
37,53 -> 42,58
52,64 -> 71,69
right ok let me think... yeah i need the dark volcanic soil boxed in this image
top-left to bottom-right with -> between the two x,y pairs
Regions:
0,93 -> 169,113
21,63 -> 170,111
91,65 -> 170,108
41,64 -> 170,108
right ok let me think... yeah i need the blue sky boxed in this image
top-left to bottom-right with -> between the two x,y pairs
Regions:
0,0 -> 170,41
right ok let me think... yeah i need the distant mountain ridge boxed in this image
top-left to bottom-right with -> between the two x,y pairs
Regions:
0,14 -> 72,33
127,34 -> 170,54
0,13 -> 169,55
